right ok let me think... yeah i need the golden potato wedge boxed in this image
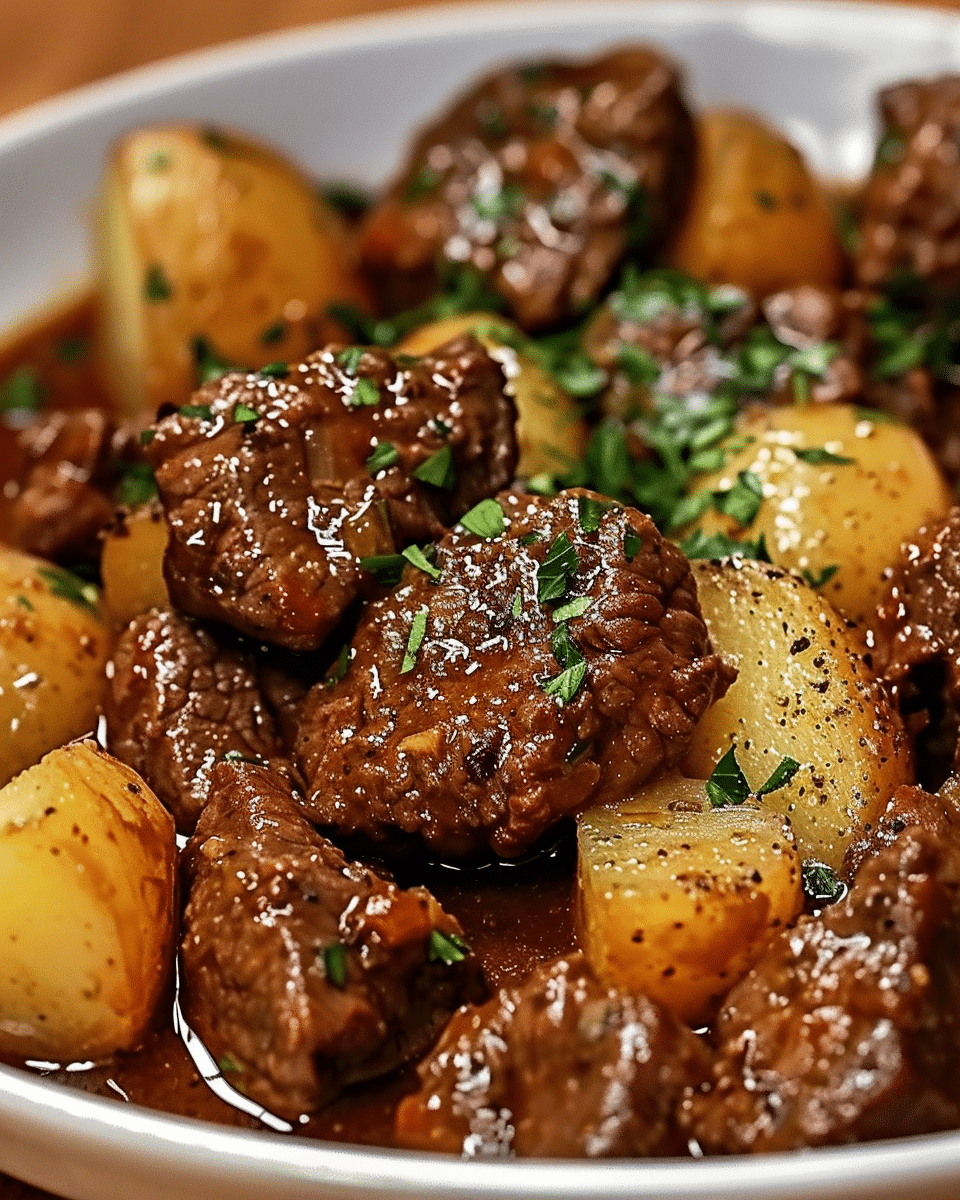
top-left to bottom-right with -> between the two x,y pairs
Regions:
683,402 -> 952,627
670,109 -> 845,297
100,500 -> 170,628
578,779 -> 802,1025
0,740 -> 175,1062
683,558 -> 911,868
0,547 -> 111,788
97,125 -> 373,415
398,312 -> 587,478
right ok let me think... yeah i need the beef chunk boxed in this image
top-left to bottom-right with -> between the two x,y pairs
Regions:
296,488 -> 733,860
180,758 -> 484,1119
359,47 -> 695,330
144,336 -> 516,651
8,408 -> 139,561
681,829 -> 960,1153
394,952 -> 708,1157
103,608 -> 283,832
857,75 -> 960,292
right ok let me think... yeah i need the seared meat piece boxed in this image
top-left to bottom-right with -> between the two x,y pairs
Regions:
8,408 -> 140,560
394,952 -> 708,1157
144,337 -> 516,651
296,488 -> 733,860
681,828 -> 960,1153
842,783 -> 960,879
359,47 -> 696,330
857,75 -> 960,292
103,608 -> 283,833
180,758 -> 483,1119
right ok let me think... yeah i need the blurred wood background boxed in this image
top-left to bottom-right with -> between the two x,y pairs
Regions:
0,0 -> 956,1194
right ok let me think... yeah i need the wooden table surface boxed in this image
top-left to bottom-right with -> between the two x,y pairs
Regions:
0,0 -> 957,1195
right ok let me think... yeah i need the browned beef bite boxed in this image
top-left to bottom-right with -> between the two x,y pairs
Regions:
857,75 -> 960,292
7,408 -> 139,561
103,608 -> 283,833
144,336 -> 516,651
180,758 -> 484,1120
681,828 -> 960,1153
394,952 -> 708,1157
359,47 -> 696,330
296,488 -> 733,860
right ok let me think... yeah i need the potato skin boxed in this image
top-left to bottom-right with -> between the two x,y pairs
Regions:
398,312 -> 587,478
684,558 -> 912,868
98,126 -> 373,415
669,109 -> 845,297
578,779 -> 802,1025
0,547 -> 111,788
0,741 -> 176,1061
685,402 -> 953,627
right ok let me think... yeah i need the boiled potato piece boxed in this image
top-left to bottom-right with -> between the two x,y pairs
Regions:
0,741 -> 175,1061
670,110 -> 844,297
0,547 -> 110,788
684,558 -> 912,868
398,312 -> 587,478
684,403 -> 952,626
98,125 -> 372,415
578,779 -> 802,1025
100,500 -> 170,628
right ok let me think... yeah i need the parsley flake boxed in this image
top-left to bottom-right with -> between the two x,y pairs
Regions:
802,564 -> 840,589
541,623 -> 588,703
323,942 -> 347,988
218,1055 -> 242,1075
115,461 -> 157,507
179,403 -> 213,420
192,337 -> 240,385
232,402 -> 258,424
705,746 -> 752,807
358,553 -> 406,587
258,362 -> 289,378
801,860 -> 847,906
536,532 -> 578,605
38,566 -> 99,613
337,346 -> 364,376
144,264 -> 172,302
402,544 -> 441,581
511,590 -> 523,618
552,595 -> 593,622
400,608 -> 429,674
577,496 -> 613,534
715,470 -> 764,526
365,441 -> 400,473
346,376 -> 379,408
429,929 -> 470,965
16,595 -> 34,611
623,528 -> 642,561
459,498 -> 506,539
324,644 -> 351,689
413,445 -> 456,489
0,366 -> 41,418
260,321 -> 286,345
793,447 -> 856,466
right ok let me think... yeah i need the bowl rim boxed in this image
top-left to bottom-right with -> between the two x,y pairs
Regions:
5,1 -> 960,1195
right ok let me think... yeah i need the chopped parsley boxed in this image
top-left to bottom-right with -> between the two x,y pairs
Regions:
115,461 -> 157,507
536,532 -> 578,605
458,498 -> 506,539
793,447 -> 856,466
232,402 -> 259,424
713,470 -> 764,527
365,441 -> 400,473
260,321 -> 286,345
258,362 -> 289,378
217,1055 -> 242,1075
801,860 -> 847,906
37,566 -> 99,613
324,644 -> 352,689
400,608 -> 429,674
347,377 -> 380,408
623,528 -> 642,561
413,445 -> 456,489
192,337 -> 240,385
179,403 -> 214,420
429,929 -> 470,965
405,165 -> 443,202
358,553 -> 406,587
323,942 -> 347,988
705,746 -> 800,807
144,265 -> 172,302
541,622 -> 588,703
16,594 -> 34,611
401,544 -> 442,581
577,495 -> 613,534
680,528 -> 772,562
471,183 -> 524,225
0,366 -> 41,418
552,595 -> 593,622
511,589 -> 523,618
336,346 -> 364,376
802,564 -> 840,589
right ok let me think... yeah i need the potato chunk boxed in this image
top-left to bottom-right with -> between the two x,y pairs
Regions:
683,559 -> 912,867
0,741 -> 176,1061
0,547 -> 110,788
100,501 -> 170,628
578,779 -> 802,1025
398,312 -> 587,479
97,126 -> 372,415
684,402 -> 952,627
669,109 -> 844,297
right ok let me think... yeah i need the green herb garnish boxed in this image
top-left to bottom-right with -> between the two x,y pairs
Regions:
793,447 -> 856,466
365,441 -> 400,473
428,929 -> 470,965
358,553 -> 406,587
324,644 -> 352,689
402,544 -> 442,581
801,859 -> 847,906
623,528 -> 642,561
323,942 -> 347,987
458,498 -> 506,539
536,532 -> 578,605
258,362 -> 289,378
802,564 -> 840,589
37,566 -> 98,612
115,461 -> 157,507
179,403 -> 214,420
706,746 -> 800,807
413,445 -> 456,489
552,595 -> 593,622
232,402 -> 259,424
260,321 -> 286,345
144,264 -> 172,302
337,346 -> 364,376
400,608 -> 429,674
0,366 -> 41,417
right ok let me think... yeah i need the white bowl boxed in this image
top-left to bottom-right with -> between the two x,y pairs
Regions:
3,3 -> 960,1197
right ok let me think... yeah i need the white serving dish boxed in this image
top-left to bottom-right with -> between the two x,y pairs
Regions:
3,2 -> 960,1197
